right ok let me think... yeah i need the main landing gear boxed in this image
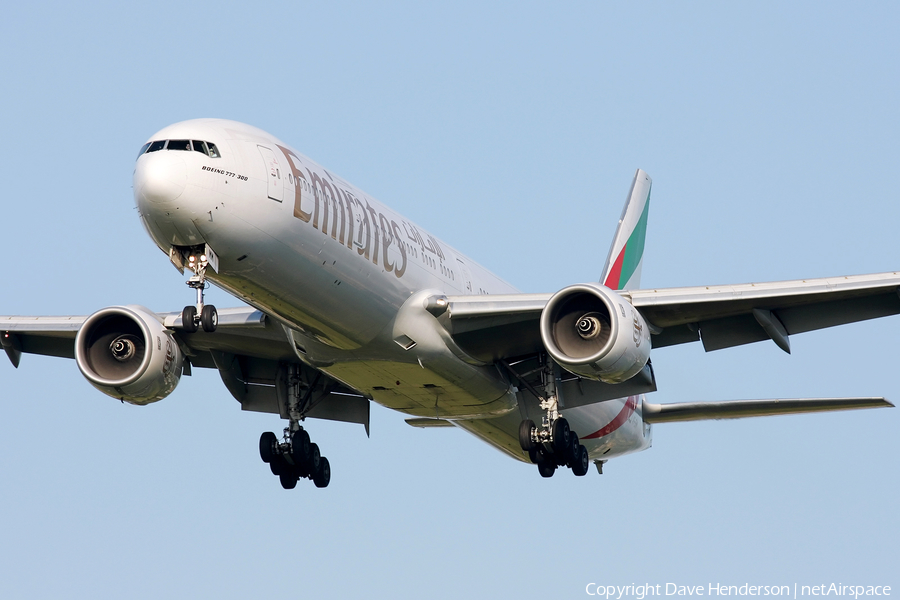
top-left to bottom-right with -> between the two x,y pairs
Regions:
519,417 -> 590,478
517,354 -> 589,478
180,252 -> 217,333
259,426 -> 331,489
258,364 -> 332,489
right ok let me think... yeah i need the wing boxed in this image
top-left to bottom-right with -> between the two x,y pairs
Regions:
0,307 -> 369,431
642,396 -> 894,423
629,271 -> 900,352
432,270 -> 900,361
1,307 -> 280,364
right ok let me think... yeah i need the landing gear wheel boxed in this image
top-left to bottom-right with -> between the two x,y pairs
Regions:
260,420 -> 332,489
291,429 -> 310,462
552,418 -> 571,459
527,447 -> 541,464
259,431 -> 278,463
291,429 -> 311,476
270,455 -> 287,476
201,304 -> 218,332
537,459 -> 557,478
182,306 -> 198,333
313,457 -> 331,488
565,433 -> 580,468
572,444 -> 590,477
279,470 -> 298,489
306,442 -> 321,477
518,419 -> 536,452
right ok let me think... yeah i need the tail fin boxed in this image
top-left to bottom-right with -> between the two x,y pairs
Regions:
601,169 -> 652,291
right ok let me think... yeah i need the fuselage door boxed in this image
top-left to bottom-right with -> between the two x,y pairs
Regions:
456,258 -> 473,294
258,145 -> 283,202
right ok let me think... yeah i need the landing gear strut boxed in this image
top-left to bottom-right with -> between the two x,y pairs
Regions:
181,252 -> 217,333
517,356 -> 590,478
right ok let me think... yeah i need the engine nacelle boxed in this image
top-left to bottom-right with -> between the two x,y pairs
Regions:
540,283 -> 651,383
75,305 -> 183,405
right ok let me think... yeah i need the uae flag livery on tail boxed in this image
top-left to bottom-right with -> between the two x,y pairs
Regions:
602,169 -> 652,291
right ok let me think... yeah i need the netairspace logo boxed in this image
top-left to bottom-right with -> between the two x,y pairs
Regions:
585,584 -> 892,599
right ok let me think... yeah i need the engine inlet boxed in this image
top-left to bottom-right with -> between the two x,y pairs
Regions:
110,335 -> 140,362
576,313 -> 606,340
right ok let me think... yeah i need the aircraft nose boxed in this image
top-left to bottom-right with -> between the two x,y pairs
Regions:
134,153 -> 187,207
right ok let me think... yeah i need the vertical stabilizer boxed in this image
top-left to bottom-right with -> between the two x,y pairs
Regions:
601,169 -> 652,291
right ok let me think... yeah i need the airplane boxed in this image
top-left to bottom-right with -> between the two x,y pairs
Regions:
1,118 -> 896,489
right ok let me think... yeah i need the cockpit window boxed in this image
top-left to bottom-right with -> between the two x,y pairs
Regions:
190,140 -> 220,157
137,139 -> 221,158
168,139 -> 191,151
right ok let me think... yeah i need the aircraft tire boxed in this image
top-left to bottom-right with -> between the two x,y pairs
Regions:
565,433 -> 580,468
527,447 -> 540,464
201,305 -> 218,332
182,306 -> 198,333
306,443 -> 321,477
279,471 -> 298,489
552,418 -> 570,459
537,459 -> 556,478
290,429 -> 311,468
518,419 -> 535,451
259,431 -> 278,463
292,434 -> 311,478
270,455 -> 287,476
572,445 -> 589,477
313,457 -> 331,488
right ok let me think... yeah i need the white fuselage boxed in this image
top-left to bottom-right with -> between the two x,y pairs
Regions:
133,119 -> 651,463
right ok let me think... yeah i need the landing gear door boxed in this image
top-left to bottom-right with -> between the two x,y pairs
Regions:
258,145 -> 284,202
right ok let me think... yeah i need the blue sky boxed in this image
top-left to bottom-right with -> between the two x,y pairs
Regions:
0,2 -> 897,598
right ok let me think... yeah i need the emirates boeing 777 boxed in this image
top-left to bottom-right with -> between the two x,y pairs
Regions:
1,119 -> 895,489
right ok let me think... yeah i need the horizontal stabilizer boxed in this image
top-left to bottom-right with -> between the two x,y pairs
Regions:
642,397 -> 893,423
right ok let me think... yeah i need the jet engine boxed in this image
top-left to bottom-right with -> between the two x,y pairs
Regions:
540,283 -> 651,383
75,305 -> 183,405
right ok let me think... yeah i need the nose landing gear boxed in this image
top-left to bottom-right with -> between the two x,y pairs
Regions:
180,252 -> 217,333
